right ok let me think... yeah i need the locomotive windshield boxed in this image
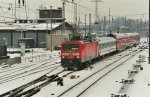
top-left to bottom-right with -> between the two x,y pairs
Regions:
63,44 -> 79,50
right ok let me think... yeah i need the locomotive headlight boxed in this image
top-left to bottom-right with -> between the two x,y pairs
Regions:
72,53 -> 79,56
62,53 -> 69,55
76,56 -> 79,58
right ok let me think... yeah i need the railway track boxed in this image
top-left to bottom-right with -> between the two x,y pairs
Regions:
57,48 -> 142,97
0,70 -> 64,97
0,66 -> 76,97
0,46 -> 142,97
14,71 -> 75,97
0,57 -> 60,84
0,65 -> 61,84
0,56 -> 59,74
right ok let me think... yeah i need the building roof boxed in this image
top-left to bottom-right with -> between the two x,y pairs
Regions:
0,22 -> 65,31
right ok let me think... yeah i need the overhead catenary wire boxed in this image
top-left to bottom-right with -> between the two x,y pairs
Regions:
0,1 -> 37,20
3,0 -> 38,19
0,0 -> 97,22
0,0 -> 148,23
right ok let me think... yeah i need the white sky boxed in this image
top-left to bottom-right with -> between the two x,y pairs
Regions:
0,0 -> 149,22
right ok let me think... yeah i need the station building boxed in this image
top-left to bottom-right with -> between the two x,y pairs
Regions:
0,8 -> 76,49
0,22 -> 75,49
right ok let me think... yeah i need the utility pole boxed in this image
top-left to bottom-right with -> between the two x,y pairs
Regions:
62,0 -> 66,34
71,0 -> 78,33
104,16 -> 106,36
122,16 -> 127,33
92,0 -> 102,23
78,15 -> 80,33
85,14 -> 86,34
15,0 -> 17,20
148,20 -> 150,64
109,8 -> 110,33
89,13 -> 91,36
50,6 -> 53,52
92,0 -> 102,35
124,17 -> 127,26
46,10 -> 49,34
74,3 -> 77,28
140,18 -> 142,30
148,5 -> 150,64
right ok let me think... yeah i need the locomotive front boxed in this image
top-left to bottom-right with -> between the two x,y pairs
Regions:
61,41 -> 82,70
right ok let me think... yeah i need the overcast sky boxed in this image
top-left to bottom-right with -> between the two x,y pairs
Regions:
0,0 -> 149,22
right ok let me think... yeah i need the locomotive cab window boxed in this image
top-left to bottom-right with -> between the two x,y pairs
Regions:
63,44 -> 79,50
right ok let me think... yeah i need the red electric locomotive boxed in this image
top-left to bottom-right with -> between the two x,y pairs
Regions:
61,36 -> 117,70
61,40 -> 98,69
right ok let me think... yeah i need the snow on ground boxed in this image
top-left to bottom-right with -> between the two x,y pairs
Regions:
32,46 -> 141,97
32,38 -> 149,97
127,50 -> 150,97
0,37 -> 149,97
80,49 -> 149,97
81,38 -> 149,97
0,49 -> 62,94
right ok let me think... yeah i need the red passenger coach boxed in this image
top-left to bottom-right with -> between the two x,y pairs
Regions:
61,40 -> 98,69
108,33 -> 127,51
134,33 -> 140,45
125,33 -> 140,47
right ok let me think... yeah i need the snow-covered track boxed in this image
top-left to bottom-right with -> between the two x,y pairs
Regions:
57,49 -> 143,97
0,67 -> 77,97
0,69 -> 64,97
0,59 -> 60,84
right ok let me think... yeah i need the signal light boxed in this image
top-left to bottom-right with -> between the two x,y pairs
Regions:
76,56 -> 79,58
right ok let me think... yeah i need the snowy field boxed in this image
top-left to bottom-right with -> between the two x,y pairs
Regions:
0,38 -> 149,97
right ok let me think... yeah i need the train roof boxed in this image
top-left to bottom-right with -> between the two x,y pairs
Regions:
107,33 -> 127,39
98,37 -> 116,44
108,32 -> 140,39
62,36 -> 117,44
61,39 -> 97,44
124,32 -> 140,37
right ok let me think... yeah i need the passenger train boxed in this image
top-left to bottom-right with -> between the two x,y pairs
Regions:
60,33 -> 140,70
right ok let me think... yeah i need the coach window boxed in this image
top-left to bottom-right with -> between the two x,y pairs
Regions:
108,43 -> 110,47
109,43 -> 111,47
103,44 -> 105,49
102,44 -> 103,48
103,44 -> 106,48
100,44 -> 102,49
112,42 -> 114,46
110,42 -> 113,47
111,42 -> 114,46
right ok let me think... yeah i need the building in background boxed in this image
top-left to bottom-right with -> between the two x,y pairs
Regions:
0,22 -> 74,48
0,8 -> 76,49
